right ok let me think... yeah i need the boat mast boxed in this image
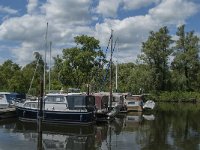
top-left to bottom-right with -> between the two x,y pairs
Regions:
115,39 -> 119,92
49,41 -> 52,93
44,22 -> 48,95
109,30 -> 113,109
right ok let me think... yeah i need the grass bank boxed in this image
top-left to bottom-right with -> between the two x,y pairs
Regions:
147,91 -> 200,103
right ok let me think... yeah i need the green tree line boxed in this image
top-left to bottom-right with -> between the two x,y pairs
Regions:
0,25 -> 199,96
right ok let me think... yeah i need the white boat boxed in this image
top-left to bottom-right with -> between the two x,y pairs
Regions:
0,92 -> 22,119
143,100 -> 155,110
0,92 -> 25,108
124,95 -> 143,112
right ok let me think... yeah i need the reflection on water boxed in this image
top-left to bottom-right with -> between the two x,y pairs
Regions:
0,103 -> 200,150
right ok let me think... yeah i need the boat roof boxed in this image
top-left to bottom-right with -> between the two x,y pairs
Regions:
0,92 -> 12,94
46,93 -> 68,96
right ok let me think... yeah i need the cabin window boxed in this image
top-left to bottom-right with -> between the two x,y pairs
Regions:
45,96 -> 65,103
74,97 -> 85,107
24,102 -> 38,108
31,103 -> 38,108
24,103 -> 31,108
128,102 -> 135,105
67,96 -> 85,109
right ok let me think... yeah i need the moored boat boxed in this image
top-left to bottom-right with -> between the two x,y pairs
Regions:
143,100 -> 156,110
0,92 -> 23,119
125,94 -> 143,112
16,93 -> 96,125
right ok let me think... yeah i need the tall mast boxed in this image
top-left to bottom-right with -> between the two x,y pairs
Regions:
49,41 -> 52,93
44,22 -> 48,95
115,38 -> 119,92
109,30 -> 113,109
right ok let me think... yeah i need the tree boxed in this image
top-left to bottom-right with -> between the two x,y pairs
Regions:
171,25 -> 200,91
0,60 -> 21,91
139,26 -> 173,91
53,35 -> 106,91
21,52 -> 44,95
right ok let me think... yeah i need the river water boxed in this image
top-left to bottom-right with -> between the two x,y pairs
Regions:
0,103 -> 199,150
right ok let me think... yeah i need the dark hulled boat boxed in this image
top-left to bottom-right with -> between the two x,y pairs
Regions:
16,93 -> 96,125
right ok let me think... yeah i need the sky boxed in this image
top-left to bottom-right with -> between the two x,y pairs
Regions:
0,0 -> 200,66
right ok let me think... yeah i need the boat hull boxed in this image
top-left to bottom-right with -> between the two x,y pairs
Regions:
0,107 -> 16,119
127,105 -> 143,112
16,107 -> 95,125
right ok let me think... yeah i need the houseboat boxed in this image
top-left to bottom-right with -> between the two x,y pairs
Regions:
16,93 -> 96,125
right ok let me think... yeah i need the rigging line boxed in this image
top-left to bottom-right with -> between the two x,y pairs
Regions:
99,32 -> 113,91
28,57 -> 40,95
104,33 -> 112,57
112,37 -> 118,54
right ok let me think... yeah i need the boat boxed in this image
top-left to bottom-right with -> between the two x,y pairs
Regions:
124,94 -> 143,112
16,93 -> 96,125
0,92 -> 14,109
143,100 -> 156,110
0,92 -> 25,119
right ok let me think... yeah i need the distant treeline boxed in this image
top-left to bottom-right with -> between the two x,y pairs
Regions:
0,25 -> 200,100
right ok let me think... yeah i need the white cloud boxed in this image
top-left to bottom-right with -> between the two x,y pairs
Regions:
149,0 -> 199,25
0,15 -> 46,42
27,0 -> 38,14
95,0 -> 122,18
123,0 -> 160,10
95,15 -> 160,62
42,0 -> 92,25
0,5 -> 18,14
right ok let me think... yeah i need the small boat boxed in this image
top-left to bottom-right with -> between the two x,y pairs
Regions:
0,92 -> 23,119
16,93 -> 96,125
0,92 -> 17,108
143,100 -> 156,110
124,95 -> 143,112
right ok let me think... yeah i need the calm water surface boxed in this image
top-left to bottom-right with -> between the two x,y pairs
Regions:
0,103 -> 200,150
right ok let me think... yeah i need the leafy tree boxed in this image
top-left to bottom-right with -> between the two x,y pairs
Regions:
116,63 -> 135,92
139,26 -> 173,91
0,60 -> 21,91
21,52 -> 44,95
53,35 -> 106,91
171,25 -> 200,91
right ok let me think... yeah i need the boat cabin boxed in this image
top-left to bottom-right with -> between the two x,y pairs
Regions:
0,92 -> 21,108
